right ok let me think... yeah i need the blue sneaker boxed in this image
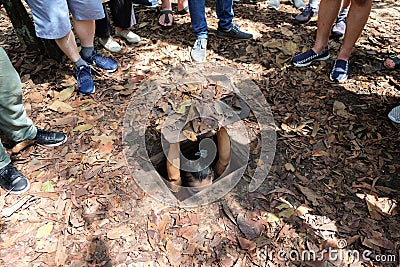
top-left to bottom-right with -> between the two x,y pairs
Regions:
330,59 -> 349,82
76,65 -> 95,94
80,50 -> 118,73
132,0 -> 159,8
292,47 -> 329,67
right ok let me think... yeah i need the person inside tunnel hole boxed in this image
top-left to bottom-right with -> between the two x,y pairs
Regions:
166,127 -> 231,190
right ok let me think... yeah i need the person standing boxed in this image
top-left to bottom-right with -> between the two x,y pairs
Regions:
96,0 -> 141,53
295,0 -> 350,37
188,0 -> 253,63
25,0 -> 118,94
0,47 -> 67,194
292,0 -> 372,82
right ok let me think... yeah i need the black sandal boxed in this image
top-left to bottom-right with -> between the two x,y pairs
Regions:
384,54 -> 400,70
158,10 -> 173,29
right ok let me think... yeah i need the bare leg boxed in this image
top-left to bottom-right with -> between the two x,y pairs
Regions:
312,0 -> 342,53
215,127 -> 231,177
337,0 -> 372,61
167,142 -> 182,189
342,0 -> 350,9
178,0 -> 188,11
73,20 -> 95,47
55,31 -> 80,62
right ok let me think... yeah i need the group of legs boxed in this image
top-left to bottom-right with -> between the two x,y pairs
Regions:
292,0 -> 372,83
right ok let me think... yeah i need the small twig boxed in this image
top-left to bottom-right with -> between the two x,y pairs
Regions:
370,176 -> 380,195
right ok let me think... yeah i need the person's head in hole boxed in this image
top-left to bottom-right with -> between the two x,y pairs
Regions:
166,127 -> 231,190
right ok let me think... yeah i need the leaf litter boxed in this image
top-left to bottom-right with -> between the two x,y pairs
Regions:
0,1 -> 400,267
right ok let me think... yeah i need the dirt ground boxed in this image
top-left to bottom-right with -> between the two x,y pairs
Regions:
0,0 -> 399,266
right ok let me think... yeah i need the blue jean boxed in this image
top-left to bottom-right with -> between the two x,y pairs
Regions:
188,0 -> 234,39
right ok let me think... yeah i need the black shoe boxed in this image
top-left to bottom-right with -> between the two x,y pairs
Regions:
0,163 -> 30,194
34,129 -> 67,147
216,24 -> 253,39
292,47 -> 329,67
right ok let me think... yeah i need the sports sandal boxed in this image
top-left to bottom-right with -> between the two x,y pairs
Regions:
158,10 -> 173,29
383,54 -> 400,70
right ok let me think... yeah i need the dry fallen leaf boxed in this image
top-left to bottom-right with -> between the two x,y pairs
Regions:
106,225 -> 133,240
48,100 -> 73,113
57,87 -> 75,101
237,236 -> 256,251
36,222 -> 54,239
73,123 -> 93,132
284,162 -> 295,172
182,130 -> 197,141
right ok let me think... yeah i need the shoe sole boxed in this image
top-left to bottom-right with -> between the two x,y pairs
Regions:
191,53 -> 206,63
91,63 -> 117,73
329,74 -> 348,83
293,55 -> 330,67
216,33 -> 253,40
6,179 -> 31,195
39,135 -> 68,147
115,34 -> 141,44
80,85 -> 96,95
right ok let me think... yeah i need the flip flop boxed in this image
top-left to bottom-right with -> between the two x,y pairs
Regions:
158,10 -> 173,29
177,5 -> 189,15
383,54 -> 400,70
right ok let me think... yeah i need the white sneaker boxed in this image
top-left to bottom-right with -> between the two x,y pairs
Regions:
388,105 -> 400,124
99,36 -> 121,53
115,29 -> 141,44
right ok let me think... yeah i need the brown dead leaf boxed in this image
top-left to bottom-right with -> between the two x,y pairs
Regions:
57,87 -> 75,101
48,100 -> 73,113
28,91 -> 44,103
281,27 -> 294,37
182,130 -> 197,141
284,162 -> 295,172
106,225 -> 133,240
237,236 -> 256,251
11,140 -> 35,154
237,214 -> 263,240
166,239 -> 182,266
99,141 -> 113,154
180,225 -> 198,241
333,100 -> 349,118
294,183 -> 322,206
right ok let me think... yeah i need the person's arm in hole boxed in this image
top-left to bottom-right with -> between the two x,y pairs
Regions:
166,142 -> 182,190
215,127 -> 231,177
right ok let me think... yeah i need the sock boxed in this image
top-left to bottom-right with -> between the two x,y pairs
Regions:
74,57 -> 88,68
80,46 -> 94,59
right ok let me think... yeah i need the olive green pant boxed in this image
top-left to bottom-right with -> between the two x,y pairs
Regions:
0,47 -> 37,169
